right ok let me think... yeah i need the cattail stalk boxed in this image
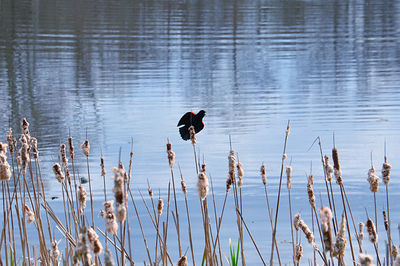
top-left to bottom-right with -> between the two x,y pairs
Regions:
382,152 -> 393,266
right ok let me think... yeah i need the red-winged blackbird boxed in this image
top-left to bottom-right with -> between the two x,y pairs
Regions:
177,110 -> 206,140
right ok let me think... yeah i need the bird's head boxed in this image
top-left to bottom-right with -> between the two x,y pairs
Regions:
198,110 -> 206,118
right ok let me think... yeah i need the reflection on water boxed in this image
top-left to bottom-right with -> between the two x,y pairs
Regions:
1,0 -> 400,264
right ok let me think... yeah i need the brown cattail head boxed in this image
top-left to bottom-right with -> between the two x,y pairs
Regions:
24,204 -> 35,223
228,150 -> 236,182
197,171 -> 209,200
19,142 -> 30,174
157,198 -> 164,216
294,213 -> 301,231
78,185 -> 87,211
299,219 -> 315,246
21,118 -> 30,135
6,128 -> 13,154
80,139 -> 90,157
148,187 -> 153,198
383,210 -> 389,231
166,142 -> 175,169
177,255 -> 188,266
367,166 -> 380,193
181,179 -> 187,196
333,214 -> 347,257
103,200 -> 114,213
100,156 -> 106,176
112,167 -> 125,205
366,218 -> 378,243
0,142 -> 8,155
51,240 -> 60,261
294,244 -> 303,264
324,155 -> 334,182
30,137 -> 39,159
116,204 -> 127,222
359,253 -> 374,266
201,163 -> 206,172
189,126 -> 196,145
226,175 -> 232,192
382,156 -> 392,185
286,166 -> 292,189
53,163 -> 65,183
260,164 -> 267,185
332,147 -> 343,184
319,207 -> 334,252
237,162 -> 244,188
68,136 -> 74,159
392,245 -> 399,260
307,174 -> 315,209
0,152 -> 11,181
87,227 -> 103,255
60,144 -> 68,167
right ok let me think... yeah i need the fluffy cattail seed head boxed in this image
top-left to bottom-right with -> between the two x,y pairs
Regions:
359,253 -> 375,266
30,137 -> 39,159
181,179 -> 187,196
157,198 -> 164,216
260,164 -> 267,185
324,155 -> 333,182
286,166 -> 292,189
332,147 -> 343,184
103,200 -> 114,213
148,187 -> 153,198
333,214 -> 347,257
87,227 -> 103,255
366,218 -> 378,243
51,241 -> 60,261
189,126 -> 196,145
228,150 -> 236,183
52,163 -> 64,183
19,142 -> 30,174
294,244 -> 303,264
392,245 -> 399,260
383,210 -> 389,231
78,185 -> 87,211
319,207 -> 334,252
105,213 -> 118,235
226,175 -> 232,192
177,255 -> 188,266
294,213 -> 301,231
0,153 -> 11,181
237,162 -> 244,188
80,140 -> 90,157
358,222 -> 364,243
367,166 -> 380,193
307,174 -> 316,209
60,144 -> 68,167
68,136 -> 74,159
299,219 -> 315,246
166,142 -> 175,168
382,156 -> 392,185
6,128 -> 13,154
24,204 -> 35,223
104,248 -> 115,266
116,204 -> 127,223
197,171 -> 209,200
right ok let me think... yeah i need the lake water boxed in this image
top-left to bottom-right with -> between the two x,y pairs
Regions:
1,0 -> 400,264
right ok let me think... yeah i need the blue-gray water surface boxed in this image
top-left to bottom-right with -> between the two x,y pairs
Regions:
1,0 -> 400,264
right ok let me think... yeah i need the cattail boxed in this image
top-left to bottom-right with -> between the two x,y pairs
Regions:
73,229 -> 92,265
177,255 -> 188,266
332,147 -> 343,185
78,185 -> 87,211
52,163 -> 64,183
100,156 -> 106,176
24,204 -> 35,223
359,253 -> 375,266
324,155 -> 333,182
31,137 -> 39,159
358,222 -> 364,244
116,204 -> 127,223
68,136 -> 74,159
260,164 -> 267,185
307,174 -> 315,209
6,128 -> 13,154
320,207 -> 334,252
189,126 -> 196,145
19,142 -> 30,174
382,156 -> 392,185
87,227 -> 103,255
392,245 -> 399,260
112,167 -> 125,205
105,212 -> 118,235
282,153 -> 287,161
366,218 -> 378,243
286,166 -> 292,189
228,150 -> 236,184
157,198 -> 164,216
395,254 -> 400,266
80,139 -> 90,157
118,161 -> 128,181
181,179 -> 187,196
197,171 -> 209,200
299,219 -> 315,246
333,214 -> 347,257
294,213 -> 301,231
383,210 -> 389,231
226,175 -> 232,192
51,241 -> 60,261
166,142 -> 175,169
286,124 -> 290,137
21,118 -> 30,136
201,163 -> 206,173
367,166 -> 380,193
104,248 -> 115,266
237,161 -> 244,187
0,152 -> 11,181
294,244 -> 303,263
148,187 -> 153,198
60,144 -> 68,167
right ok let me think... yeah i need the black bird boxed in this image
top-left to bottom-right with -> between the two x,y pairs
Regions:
177,110 -> 206,140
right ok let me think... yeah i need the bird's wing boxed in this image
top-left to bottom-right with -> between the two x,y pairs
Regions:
179,126 -> 190,140
177,112 -> 196,127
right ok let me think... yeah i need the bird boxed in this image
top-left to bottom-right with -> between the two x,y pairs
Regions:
177,110 -> 206,140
